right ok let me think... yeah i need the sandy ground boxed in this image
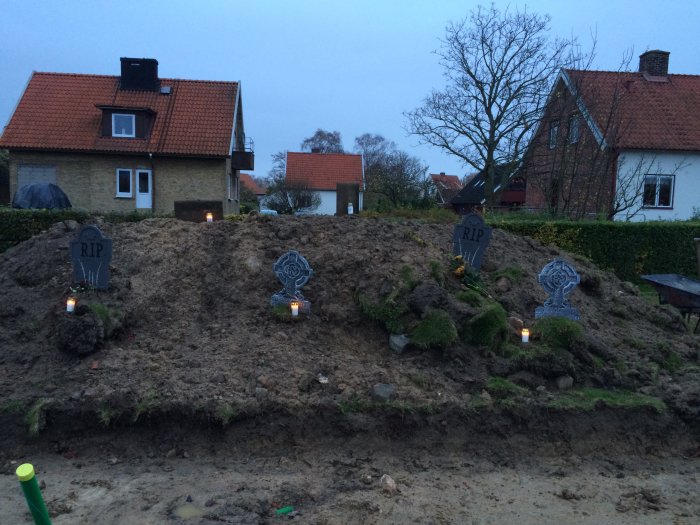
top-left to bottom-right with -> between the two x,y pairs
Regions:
2,434 -> 699,525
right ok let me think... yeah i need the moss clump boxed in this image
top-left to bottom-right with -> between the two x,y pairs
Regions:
533,317 -> 583,350
0,399 -> 23,415
359,294 -> 408,334
455,289 -> 482,307
658,349 -> 683,373
464,303 -> 508,348
485,376 -> 528,398
410,308 -> 458,348
548,388 -> 666,413
430,260 -> 446,287
491,266 -> 525,283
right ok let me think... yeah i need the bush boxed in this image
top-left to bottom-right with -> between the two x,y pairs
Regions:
359,294 -> 408,334
533,317 -> 583,350
410,308 -> 458,348
0,208 -> 89,252
464,303 -> 508,349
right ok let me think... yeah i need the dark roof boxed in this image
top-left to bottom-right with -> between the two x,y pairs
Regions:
0,72 -> 238,157
285,152 -> 363,190
450,165 -> 515,205
564,69 -> 700,150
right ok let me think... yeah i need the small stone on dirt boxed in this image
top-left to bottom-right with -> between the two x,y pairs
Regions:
389,334 -> 410,354
556,375 -> 574,390
372,383 -> 397,402
380,474 -> 397,495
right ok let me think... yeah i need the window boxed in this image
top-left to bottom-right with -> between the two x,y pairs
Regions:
568,114 -> 580,144
116,169 -> 132,197
112,114 -> 135,137
548,121 -> 559,149
643,175 -> 674,208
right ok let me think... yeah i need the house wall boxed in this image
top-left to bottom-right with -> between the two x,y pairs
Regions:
614,150 -> 699,221
312,190 -> 363,215
9,151 -> 233,214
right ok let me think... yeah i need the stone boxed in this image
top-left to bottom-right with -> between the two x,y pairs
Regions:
270,250 -> 313,314
380,474 -> 397,495
70,225 -> 112,289
452,213 -> 492,270
479,389 -> 493,407
507,316 -> 524,336
255,387 -> 269,400
372,383 -> 397,402
64,220 -> 80,232
535,259 -> 580,320
495,276 -> 511,293
389,334 -> 410,354
556,375 -> 574,390
54,309 -> 104,356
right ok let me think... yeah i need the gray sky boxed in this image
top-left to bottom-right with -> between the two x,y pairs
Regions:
2,0 -> 699,181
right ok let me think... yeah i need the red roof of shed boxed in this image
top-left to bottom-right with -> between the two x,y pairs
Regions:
285,152 -> 363,190
0,72 -> 238,157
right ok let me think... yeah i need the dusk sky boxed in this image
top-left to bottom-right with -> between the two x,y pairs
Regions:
2,0 -> 699,181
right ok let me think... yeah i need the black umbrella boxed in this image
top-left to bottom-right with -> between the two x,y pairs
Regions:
12,182 -> 72,209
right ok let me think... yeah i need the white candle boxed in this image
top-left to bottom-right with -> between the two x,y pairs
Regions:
291,302 -> 299,317
347,203 -> 354,215
206,212 -> 214,223
66,297 -> 76,313
521,328 -> 529,343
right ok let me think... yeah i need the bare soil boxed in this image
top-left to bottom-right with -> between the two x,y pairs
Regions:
1,214 -> 700,523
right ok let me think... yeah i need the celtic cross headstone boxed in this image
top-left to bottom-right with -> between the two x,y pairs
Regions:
452,213 -> 492,270
270,250 -> 313,314
70,225 -> 112,289
535,259 -> 580,320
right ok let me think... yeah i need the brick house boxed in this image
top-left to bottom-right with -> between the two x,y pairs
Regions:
429,172 -> 463,205
285,152 -> 364,215
0,57 -> 253,214
521,50 -> 700,221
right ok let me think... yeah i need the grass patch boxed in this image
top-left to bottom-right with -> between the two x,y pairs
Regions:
485,376 -> 528,398
455,289 -> 483,307
400,265 -> 418,290
548,388 -> 666,413
464,303 -> 508,349
533,317 -> 583,350
622,337 -> 646,350
501,343 -> 556,361
132,389 -> 159,422
408,371 -> 427,388
98,406 -> 119,428
358,293 -> 408,334
214,403 -> 236,426
410,308 -> 458,348
659,350 -> 683,373
491,266 -> 525,283
430,260 -> 445,287
0,399 -> 23,415
25,399 -> 48,437
271,303 -> 303,322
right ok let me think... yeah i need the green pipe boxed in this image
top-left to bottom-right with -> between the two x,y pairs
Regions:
16,463 -> 52,525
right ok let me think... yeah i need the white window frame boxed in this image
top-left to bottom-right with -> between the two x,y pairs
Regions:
642,174 -> 674,208
112,113 -> 136,138
548,120 -> 559,149
116,168 -> 133,197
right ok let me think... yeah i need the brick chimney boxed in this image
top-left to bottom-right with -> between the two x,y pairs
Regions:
120,57 -> 160,91
639,50 -> 670,77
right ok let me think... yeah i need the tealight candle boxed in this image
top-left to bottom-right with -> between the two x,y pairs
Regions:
521,328 -> 530,343
206,212 -> 214,223
290,302 -> 299,317
66,297 -> 76,313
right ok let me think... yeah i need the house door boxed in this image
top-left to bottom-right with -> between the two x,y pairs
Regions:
135,170 -> 152,209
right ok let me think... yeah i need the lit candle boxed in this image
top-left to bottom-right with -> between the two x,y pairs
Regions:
66,297 -> 76,313
206,212 -> 214,223
521,328 -> 529,343
290,302 -> 299,317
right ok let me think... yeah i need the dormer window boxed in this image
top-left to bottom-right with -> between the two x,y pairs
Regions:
112,113 -> 135,137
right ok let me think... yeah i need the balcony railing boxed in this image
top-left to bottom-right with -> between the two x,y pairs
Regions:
231,137 -> 254,171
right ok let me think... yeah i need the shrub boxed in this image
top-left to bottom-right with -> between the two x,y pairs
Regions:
410,308 -> 458,348
533,317 -> 583,350
464,303 -> 508,349
455,289 -> 483,307
359,294 -> 408,334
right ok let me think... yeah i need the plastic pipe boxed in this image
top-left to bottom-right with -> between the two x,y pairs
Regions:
16,463 -> 52,525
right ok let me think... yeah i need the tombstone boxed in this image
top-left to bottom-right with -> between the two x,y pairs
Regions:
70,225 -> 112,289
452,213 -> 492,270
270,250 -> 313,314
535,259 -> 580,320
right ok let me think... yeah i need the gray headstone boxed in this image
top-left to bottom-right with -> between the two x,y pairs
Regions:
535,259 -> 580,320
452,213 -> 492,270
70,225 -> 112,289
270,250 -> 313,313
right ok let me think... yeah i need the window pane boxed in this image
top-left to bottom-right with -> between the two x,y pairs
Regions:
568,115 -> 580,143
118,170 -> 131,194
658,177 -> 672,206
549,122 -> 559,149
113,114 -> 135,136
643,176 -> 657,206
138,172 -> 149,193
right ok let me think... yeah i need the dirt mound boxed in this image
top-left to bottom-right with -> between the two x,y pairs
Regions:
1,215 -> 699,444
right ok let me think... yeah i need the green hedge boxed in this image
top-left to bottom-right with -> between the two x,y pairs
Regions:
0,208 -> 90,252
491,219 -> 700,282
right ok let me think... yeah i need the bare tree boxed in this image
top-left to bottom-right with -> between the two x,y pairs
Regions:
301,129 -> 344,153
405,4 -> 581,204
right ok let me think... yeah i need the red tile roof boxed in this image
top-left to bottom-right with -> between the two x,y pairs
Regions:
566,69 -> 700,150
240,172 -> 266,195
285,152 -> 363,190
430,173 -> 462,190
0,72 -> 238,157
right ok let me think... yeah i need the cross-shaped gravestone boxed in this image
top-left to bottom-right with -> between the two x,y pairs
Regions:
535,259 -> 580,320
452,213 -> 492,270
270,250 -> 313,314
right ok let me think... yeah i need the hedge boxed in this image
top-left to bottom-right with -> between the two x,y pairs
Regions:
0,208 -> 90,252
491,219 -> 700,282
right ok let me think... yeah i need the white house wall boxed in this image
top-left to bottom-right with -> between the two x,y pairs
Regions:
614,150 -> 698,222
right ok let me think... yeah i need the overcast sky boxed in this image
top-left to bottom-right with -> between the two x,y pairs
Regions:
2,0 -> 699,180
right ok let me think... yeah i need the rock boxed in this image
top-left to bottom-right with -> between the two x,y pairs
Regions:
380,474 -> 397,495
257,375 -> 273,388
49,222 -> 67,235
507,316 -> 524,336
255,387 -> 269,400
64,219 -> 80,231
372,383 -> 397,402
508,371 -> 543,389
389,334 -> 410,354
556,375 -> 574,390
495,276 -> 511,293
536,385 -> 547,394
479,389 -> 493,407
244,255 -> 262,273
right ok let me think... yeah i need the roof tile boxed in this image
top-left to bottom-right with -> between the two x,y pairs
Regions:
286,152 -> 363,190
